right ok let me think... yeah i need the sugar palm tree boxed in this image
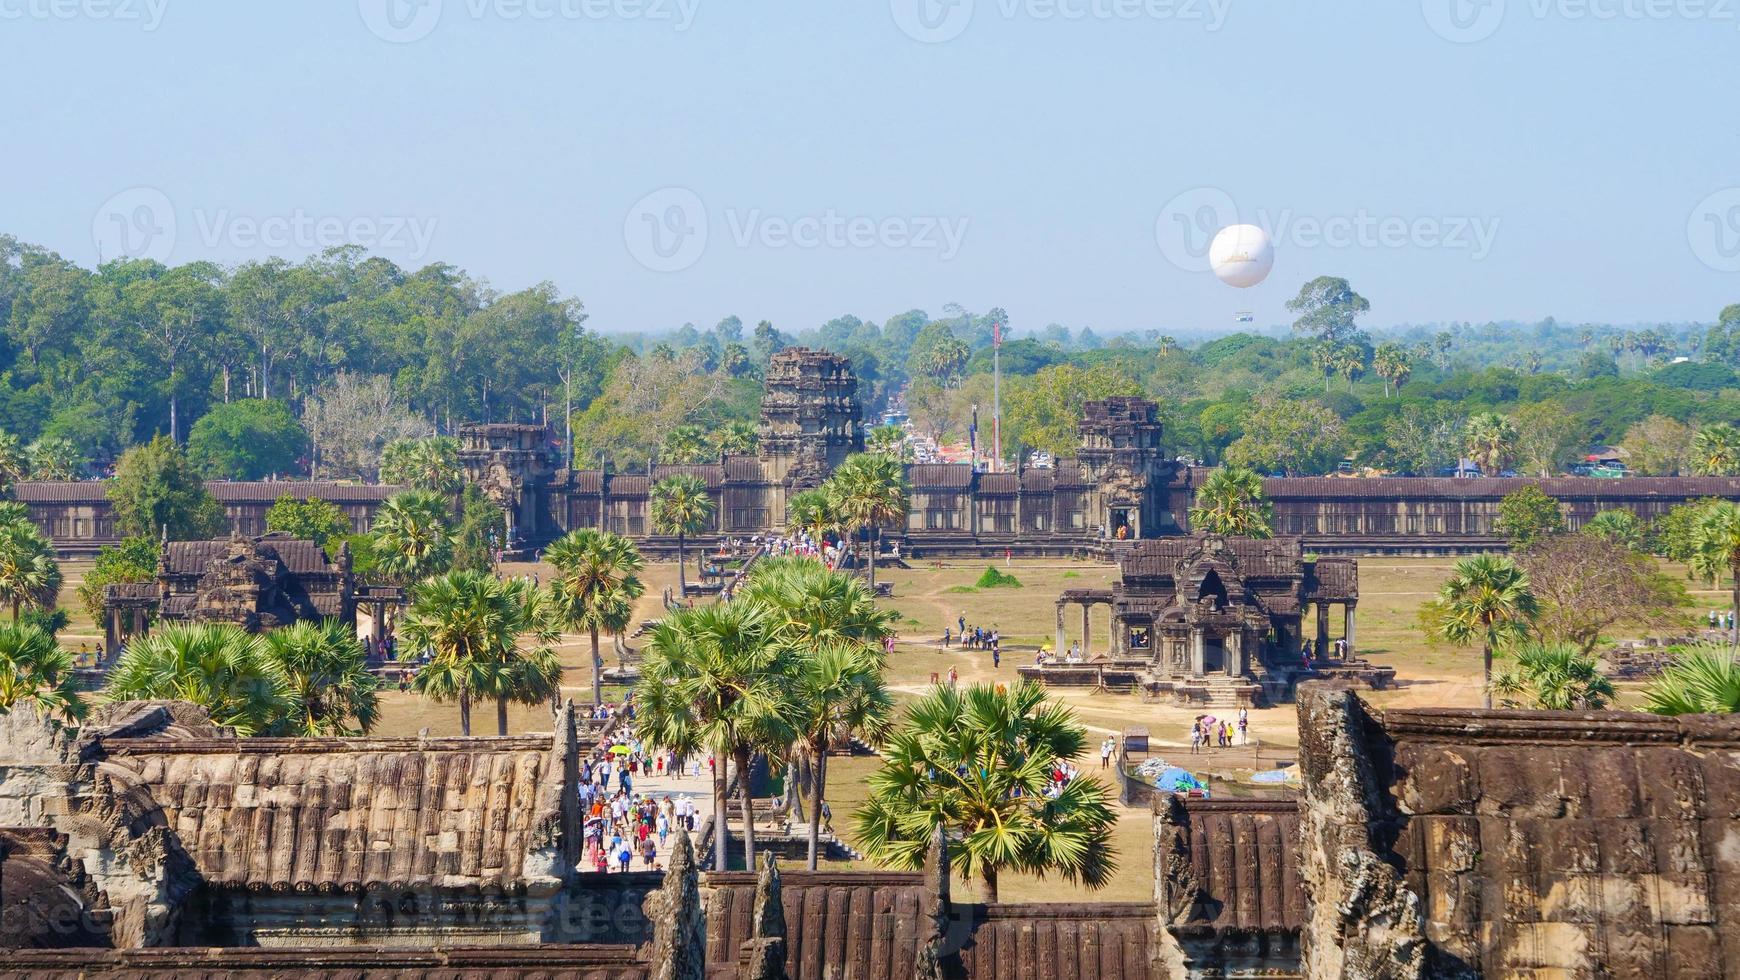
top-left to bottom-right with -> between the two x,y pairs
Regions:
710,420 -> 759,457
1188,465 -> 1274,538
784,487 -> 838,546
399,570 -> 564,735
790,643 -> 893,869
0,518 -> 61,622
1463,413 -> 1517,475
1580,508 -> 1642,548
650,474 -> 714,596
636,601 -> 794,872
0,622 -> 84,724
1372,343 -> 1412,398
1421,554 -> 1539,708
825,453 -> 908,592
853,681 -> 1117,903
866,425 -> 913,462
547,528 -> 646,705
0,431 -> 26,488
738,556 -> 897,653
261,619 -> 381,736
104,623 -> 294,736
1691,423 -> 1740,476
1489,642 -> 1614,710
371,490 -> 456,585
1689,500 -> 1740,657
1644,645 -> 1740,715
25,437 -> 81,480
380,436 -> 463,493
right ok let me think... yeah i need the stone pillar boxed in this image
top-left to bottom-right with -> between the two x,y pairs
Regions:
915,824 -> 952,980
1055,602 -> 1066,655
1344,602 -> 1357,659
643,830 -> 705,980
1315,603 -> 1330,662
1082,604 -> 1091,658
1191,630 -> 1205,677
1227,631 -> 1241,678
740,853 -> 789,980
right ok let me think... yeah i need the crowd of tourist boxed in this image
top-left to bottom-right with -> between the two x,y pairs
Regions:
1187,709 -> 1250,752
579,713 -> 708,875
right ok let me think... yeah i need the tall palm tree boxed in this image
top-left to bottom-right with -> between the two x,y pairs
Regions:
1372,343 -> 1412,398
1421,554 -> 1539,708
0,622 -> 84,724
398,570 -> 564,735
1188,466 -> 1274,538
865,425 -> 913,462
784,488 -> 838,546
660,425 -> 713,465
1689,501 -> 1740,656
25,438 -> 81,480
104,623 -> 294,736
710,420 -> 759,457
1644,645 -> 1740,715
853,682 -> 1117,903
1489,642 -> 1614,710
739,556 -> 897,652
260,619 -> 381,736
0,518 -> 61,622
790,644 -> 893,869
371,490 -> 456,585
1463,413 -> 1517,475
650,474 -> 715,595
637,601 -> 794,872
1691,423 -> 1740,476
0,431 -> 27,488
825,453 -> 909,592
547,529 -> 646,705
381,436 -> 463,493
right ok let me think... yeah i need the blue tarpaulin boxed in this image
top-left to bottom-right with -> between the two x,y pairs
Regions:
1154,768 -> 1205,793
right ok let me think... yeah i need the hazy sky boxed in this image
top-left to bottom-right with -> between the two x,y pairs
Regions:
5,1 -> 1739,337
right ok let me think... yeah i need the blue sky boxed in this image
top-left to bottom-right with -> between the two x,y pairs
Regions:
4,0 -> 1738,337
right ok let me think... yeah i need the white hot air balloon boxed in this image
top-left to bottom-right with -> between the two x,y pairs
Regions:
1208,224 -> 1274,288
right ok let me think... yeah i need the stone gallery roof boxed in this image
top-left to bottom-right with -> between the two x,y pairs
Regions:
1298,687 -> 1740,977
100,733 -> 568,893
1118,535 -> 1307,581
1264,475 -> 1740,499
704,871 -> 931,978
13,481 -> 403,505
1156,799 -> 1303,936
907,463 -> 973,490
976,472 -> 1020,496
650,464 -> 727,489
956,903 -> 1161,979
3,947 -> 651,978
162,536 -> 339,577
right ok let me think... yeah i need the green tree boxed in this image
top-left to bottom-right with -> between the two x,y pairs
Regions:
659,425 -> 714,465
261,619 -> 380,736
1286,276 -> 1369,344
265,496 -> 351,548
185,399 -> 307,479
1620,415 -> 1694,476
1690,423 -> 1740,476
0,431 -> 28,489
108,435 -> 227,540
824,453 -> 908,593
1463,413 -> 1517,475
784,487 -> 839,545
1222,395 -> 1345,476
0,518 -> 61,622
75,537 -> 159,624
1371,343 -> 1412,397
379,436 -> 463,493
1490,642 -> 1615,710
451,485 -> 507,575
25,437 -> 83,480
1188,465 -> 1274,538
0,622 -> 84,724
1644,645 -> 1740,715
1420,554 -> 1539,709
637,601 -> 793,871
650,474 -> 715,595
1581,509 -> 1643,548
104,623 -> 294,736
865,424 -> 912,462
546,528 -> 647,705
1003,364 -> 1143,458
790,644 -> 893,870
710,419 -> 759,457
370,490 -> 456,585
854,682 -> 1117,903
398,571 -> 563,735
1511,402 -> 1579,478
1494,485 -> 1565,549
1689,501 -> 1740,654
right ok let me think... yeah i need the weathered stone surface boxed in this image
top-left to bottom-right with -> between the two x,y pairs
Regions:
737,853 -> 788,980
643,829 -> 705,980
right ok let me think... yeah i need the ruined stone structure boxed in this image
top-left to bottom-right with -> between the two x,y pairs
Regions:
99,533 -> 354,651
1035,535 -> 1387,707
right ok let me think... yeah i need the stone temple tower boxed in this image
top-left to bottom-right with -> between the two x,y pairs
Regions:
1074,397 -> 1179,539
756,348 -> 863,492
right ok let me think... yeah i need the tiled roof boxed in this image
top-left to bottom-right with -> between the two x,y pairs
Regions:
208,482 -> 404,503
907,464 -> 973,490
163,537 -> 339,577
1264,476 -> 1740,499
12,481 -> 108,503
1119,536 -> 1306,579
977,472 -> 1020,496
650,464 -> 726,489
1162,799 -> 1303,935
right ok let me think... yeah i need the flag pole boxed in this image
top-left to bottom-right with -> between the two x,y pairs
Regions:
992,315 -> 1003,472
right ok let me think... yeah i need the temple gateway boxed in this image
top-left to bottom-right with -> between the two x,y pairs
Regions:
1040,535 -> 1389,707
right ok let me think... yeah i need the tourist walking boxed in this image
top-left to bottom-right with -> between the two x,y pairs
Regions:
1189,723 -> 1202,754
1100,736 -> 1115,769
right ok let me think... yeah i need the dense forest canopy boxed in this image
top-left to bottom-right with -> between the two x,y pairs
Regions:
3,234 -> 1736,480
